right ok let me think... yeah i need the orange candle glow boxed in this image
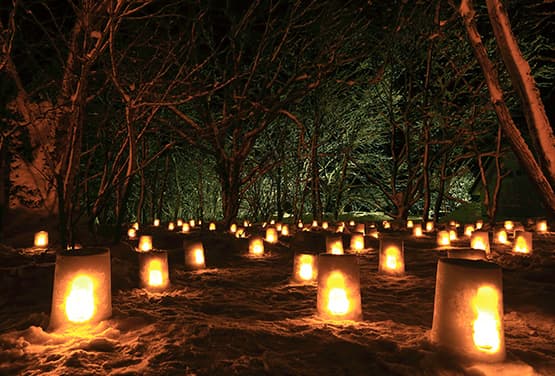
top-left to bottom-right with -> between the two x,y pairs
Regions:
168,222 -> 175,231
127,228 -> 137,239
182,223 -> 190,233
379,238 -> 405,275
153,219 -> 160,227
34,231 -> 49,248
437,230 -> 450,246
513,231 -> 532,254
138,235 -> 153,252
249,237 -> 265,256
350,234 -> 365,252
292,253 -> 318,283
265,227 -> 278,243
464,224 -> 475,237
413,224 -> 423,237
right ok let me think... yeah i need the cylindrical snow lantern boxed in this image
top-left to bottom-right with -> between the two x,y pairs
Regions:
265,227 -> 278,243
449,229 -> 458,241
471,231 -> 490,254
504,220 -> 514,231
189,219 -> 196,228
127,228 -> 137,239
350,234 -> 365,253
209,222 -> 216,231
184,241 -> 206,269
513,231 -> 532,254
281,224 -> 289,236
382,221 -> 391,229
326,235 -> 344,255
437,230 -> 450,247
317,254 -> 362,321
132,222 -> 139,230
153,219 -> 160,227
138,235 -> 153,252
168,222 -> 175,231
177,219 -> 183,227
292,253 -> 318,283
230,223 -> 237,233
413,224 -> 423,237
348,220 -> 355,227
49,248 -> 112,331
322,221 -> 329,230
447,249 -> 487,261
431,258 -> 505,362
182,223 -> 190,233
407,220 -> 414,229
311,220 -> 319,228
494,229 -> 507,244
250,237 -> 265,256
34,231 -> 49,248
464,224 -> 475,237
426,221 -> 434,232
476,220 -> 484,230
379,237 -> 405,275
138,250 -> 169,291
536,220 -> 548,233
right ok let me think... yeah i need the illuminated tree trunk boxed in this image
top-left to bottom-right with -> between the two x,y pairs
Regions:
460,0 -> 555,214
219,158 -> 242,227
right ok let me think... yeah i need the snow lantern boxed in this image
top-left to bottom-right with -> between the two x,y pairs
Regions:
127,228 -> 137,240
504,220 -> 514,231
382,221 -> 391,229
536,220 -> 548,233
447,249 -> 487,261
281,224 -> 290,236
326,235 -> 344,255
316,254 -> 362,321
229,223 -> 237,233
235,227 -> 246,238
189,219 -> 196,228
34,231 -> 49,248
513,231 -> 532,254
265,227 -> 278,243
494,229 -> 507,244
348,220 -> 355,227
153,219 -> 160,227
49,248 -> 112,331
132,222 -> 139,230
184,241 -> 206,269
209,222 -> 216,231
276,223 -> 283,232
426,221 -> 434,232
406,220 -> 414,229
368,228 -> 379,239
137,235 -> 153,252
476,220 -> 484,230
138,250 -> 169,291
437,230 -> 450,247
182,223 -> 190,233
168,222 -> 175,231
297,221 -> 304,229
322,221 -> 329,230
270,219 -> 276,225
431,258 -> 505,362
449,220 -> 457,228
350,234 -> 365,253
292,253 -> 318,283
312,220 -> 319,228
464,224 -> 475,237
471,231 -> 490,254
249,237 -> 265,256
379,237 -> 405,275
177,219 -> 183,227
243,220 -> 250,228
413,224 -> 423,237
449,229 -> 458,241
336,224 -> 345,233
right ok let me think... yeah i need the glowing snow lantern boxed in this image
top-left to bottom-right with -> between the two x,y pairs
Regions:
34,231 -> 49,248
476,220 -> 484,230
368,228 -> 379,239
209,222 -> 216,231
230,223 -> 237,233
322,221 -> 329,230
437,230 -> 450,247
431,258 -> 505,362
235,227 -> 245,238
132,222 -> 139,230
184,241 -> 206,269
317,254 -> 362,321
449,229 -> 458,241
494,229 -> 507,244
350,233 -> 365,252
464,224 -> 475,237
127,228 -> 137,239
189,219 -> 195,227
177,219 -> 183,227
182,223 -> 190,233
249,237 -> 265,256
281,224 -> 290,236
413,224 -> 423,237
168,222 -> 175,231
138,250 -> 169,291
449,220 -> 457,227
49,248 -> 112,330
243,220 -> 250,227
336,224 -> 345,233
471,231 -> 490,254
504,220 -> 514,231
326,235 -> 344,255
137,235 -> 153,252
448,249 -> 487,261
513,231 -> 532,254
348,220 -> 355,227
297,221 -> 304,229
265,227 -> 278,244
425,221 -> 434,232
536,220 -> 548,233
270,219 -> 276,225
198,219 -> 203,225
292,253 -> 318,283
312,220 -> 318,228
379,238 -> 405,275
382,221 -> 391,229
406,220 -> 414,229
153,219 -> 160,227
276,223 -> 282,232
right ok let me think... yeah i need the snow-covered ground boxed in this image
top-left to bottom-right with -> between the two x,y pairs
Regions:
0,227 -> 554,375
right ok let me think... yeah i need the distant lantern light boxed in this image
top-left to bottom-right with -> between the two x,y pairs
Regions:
292,253 -> 318,283
431,258 -> 505,362
350,234 -> 365,253
437,230 -> 451,247
464,224 -> 475,237
449,220 -> 457,228
276,223 -> 282,232
198,220 -> 203,225
184,241 -> 206,270
182,223 -> 190,233
297,221 -> 304,229
317,254 -> 362,321
407,220 -> 414,229
49,248 -> 112,331
137,235 -> 153,252
336,224 -> 345,233
235,227 -> 246,238
322,221 -> 329,230
153,219 -> 160,227
230,223 -> 237,233
379,237 -> 405,275
504,220 -> 514,231
368,228 -> 379,239
449,229 -> 458,241
494,229 -> 507,244
249,237 -> 265,256
326,235 -> 344,255
382,221 -> 391,229
312,220 -> 319,228
448,249 -> 487,261
513,231 -> 532,254
243,220 -> 250,228
270,219 -> 276,225
127,228 -> 137,240
348,220 -> 356,227
471,231 -> 490,254
209,222 -> 216,231
177,219 -> 183,227
476,220 -> 484,230
34,231 -> 49,248
138,250 -> 169,291
281,224 -> 290,236
413,224 -> 423,237
265,227 -> 278,244
426,221 -> 434,232
536,220 -> 548,233
189,219 -> 196,228
168,222 -> 175,231
132,222 -> 140,230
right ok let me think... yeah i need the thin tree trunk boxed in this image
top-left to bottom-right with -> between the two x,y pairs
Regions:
310,105 -> 322,221
433,153 -> 448,222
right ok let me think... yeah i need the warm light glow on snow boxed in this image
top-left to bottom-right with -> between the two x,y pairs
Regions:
182,223 -> 190,233
328,239 -> 344,255
326,272 -> 349,316
437,231 -> 450,246
299,256 -> 314,281
34,231 -> 48,247
513,235 -> 529,253
472,286 -> 501,354
65,275 -> 95,323
148,259 -> 163,287
138,236 -> 153,252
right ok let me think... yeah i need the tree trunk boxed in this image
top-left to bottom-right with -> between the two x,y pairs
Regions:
460,0 -> 555,215
219,158 -> 241,227
433,154 -> 447,222
310,106 -> 323,221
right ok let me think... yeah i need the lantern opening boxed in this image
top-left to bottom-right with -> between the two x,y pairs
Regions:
138,235 -> 153,252
34,231 -> 49,248
194,249 -> 205,265
65,275 -> 95,324
299,260 -> 314,281
472,286 -> 501,354
385,247 -> 400,271
326,272 -> 350,316
514,236 -> 529,253
148,259 -> 164,287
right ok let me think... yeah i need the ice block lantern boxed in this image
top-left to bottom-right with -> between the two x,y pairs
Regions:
476,220 -> 484,230
292,253 -> 318,283
182,223 -> 190,233
317,254 -> 362,321
189,219 -> 196,228
276,223 -> 282,232
49,248 -> 112,331
449,229 -> 458,241
322,221 -> 329,230
177,219 -> 183,227
184,241 -> 206,269
494,229 -> 507,244
297,221 -> 304,229
348,220 -> 356,227
470,231 -> 490,254
153,219 -> 160,227
265,227 -> 278,244
326,235 -> 344,255
431,258 -> 505,362
168,222 -> 175,231
379,237 -> 405,275
425,221 -> 434,232
249,237 -> 265,256
382,221 -> 391,229
137,235 -> 153,252
209,222 -> 216,231
503,220 -> 514,231
34,231 -> 49,248
406,220 -> 414,229
513,231 -> 532,254
132,222 -> 139,230
311,220 -> 318,228
536,220 -> 548,233
138,250 -> 169,291
350,233 -> 365,253
464,224 -> 474,237
437,230 -> 450,247
127,228 -> 137,240
413,224 -> 423,237
281,224 -> 290,236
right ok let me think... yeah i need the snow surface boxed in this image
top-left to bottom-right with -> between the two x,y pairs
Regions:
0,228 -> 554,375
